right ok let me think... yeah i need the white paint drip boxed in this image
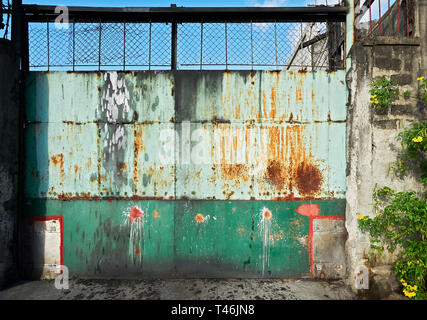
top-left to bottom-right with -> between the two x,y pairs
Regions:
258,207 -> 273,277
120,205 -> 148,265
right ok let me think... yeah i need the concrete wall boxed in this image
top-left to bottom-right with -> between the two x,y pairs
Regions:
0,39 -> 19,289
345,0 -> 427,298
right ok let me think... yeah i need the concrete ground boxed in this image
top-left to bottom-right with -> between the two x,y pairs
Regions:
0,278 -> 357,300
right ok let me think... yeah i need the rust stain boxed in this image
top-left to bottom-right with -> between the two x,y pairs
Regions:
134,124 -> 143,191
119,162 -> 127,171
270,86 -> 277,119
54,194 -> 166,201
51,154 -> 64,178
220,164 -> 249,182
294,161 -> 323,195
265,160 -> 286,189
153,210 -> 160,219
86,158 -> 92,169
262,208 -> 273,220
195,213 -> 205,223
296,87 -> 303,103
226,191 -> 235,200
261,124 -> 324,199
74,165 -> 80,175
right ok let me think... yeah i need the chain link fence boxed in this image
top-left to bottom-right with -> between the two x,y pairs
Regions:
28,20 -> 345,71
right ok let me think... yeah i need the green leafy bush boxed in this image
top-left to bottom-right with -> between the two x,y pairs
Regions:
390,121 -> 427,186
369,75 -> 398,110
358,187 -> 427,300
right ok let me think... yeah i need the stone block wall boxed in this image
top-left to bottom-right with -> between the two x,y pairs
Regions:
345,0 -> 427,298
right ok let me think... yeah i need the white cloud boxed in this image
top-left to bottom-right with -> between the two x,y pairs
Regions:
306,0 -> 341,5
247,0 -> 289,7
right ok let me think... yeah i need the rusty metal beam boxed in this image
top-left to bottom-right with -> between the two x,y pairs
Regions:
22,4 -> 348,23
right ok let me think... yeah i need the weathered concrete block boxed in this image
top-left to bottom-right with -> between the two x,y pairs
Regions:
23,219 -> 62,280
390,74 -> 413,86
374,58 -> 402,71
390,104 -> 414,116
373,119 -> 398,130
313,219 -> 347,279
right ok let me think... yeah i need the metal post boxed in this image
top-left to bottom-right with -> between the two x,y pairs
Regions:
148,22 -> 151,70
46,19 -> 49,71
200,22 -> 203,70
123,21 -> 126,71
250,21 -> 253,70
171,21 -> 177,70
72,21 -> 75,71
225,22 -> 228,71
98,20 -> 101,71
274,22 -> 278,70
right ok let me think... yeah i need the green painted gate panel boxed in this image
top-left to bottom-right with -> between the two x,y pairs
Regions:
23,70 -> 347,278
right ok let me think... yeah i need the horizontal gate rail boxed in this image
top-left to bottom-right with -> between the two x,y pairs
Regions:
22,5 -> 348,23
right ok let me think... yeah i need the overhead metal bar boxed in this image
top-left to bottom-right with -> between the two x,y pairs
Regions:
22,4 -> 348,23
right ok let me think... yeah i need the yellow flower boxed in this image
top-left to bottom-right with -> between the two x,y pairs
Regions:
357,214 -> 366,220
417,76 -> 425,81
371,94 -> 377,98
404,290 -> 416,298
412,136 -> 423,143
407,261 -> 412,266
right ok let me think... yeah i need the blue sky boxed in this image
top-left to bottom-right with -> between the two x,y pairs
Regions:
22,0 -> 340,7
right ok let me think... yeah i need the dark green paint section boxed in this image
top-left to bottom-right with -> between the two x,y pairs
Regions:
23,199 -> 345,278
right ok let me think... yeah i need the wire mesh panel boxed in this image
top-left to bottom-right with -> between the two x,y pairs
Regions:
100,23 -> 125,68
29,23 -> 48,69
178,23 -> 202,70
27,20 -> 345,71
125,23 -> 150,70
201,23 -> 226,70
226,23 -> 252,68
150,23 -> 171,69
48,22 -> 73,69
252,23 -> 278,69
74,22 -> 100,68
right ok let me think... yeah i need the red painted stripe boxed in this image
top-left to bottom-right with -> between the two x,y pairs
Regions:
26,216 -> 64,267
308,217 -> 314,274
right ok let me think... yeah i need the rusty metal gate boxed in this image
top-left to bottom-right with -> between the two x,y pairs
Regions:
21,5 -> 349,279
